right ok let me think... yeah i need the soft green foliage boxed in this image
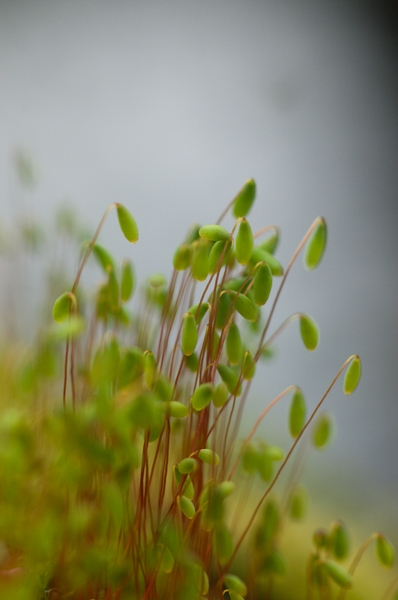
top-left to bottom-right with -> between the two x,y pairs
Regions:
0,178 -> 394,600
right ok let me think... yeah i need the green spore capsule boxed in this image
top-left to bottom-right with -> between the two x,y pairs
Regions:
198,448 -> 220,465
173,243 -> 192,271
209,240 -> 232,273
223,573 -> 248,597
178,457 -> 197,474
181,312 -> 198,356
191,383 -> 213,411
184,352 -> 198,373
116,203 -> 139,243
235,218 -> 253,265
305,217 -> 327,270
242,351 -> 256,380
263,549 -> 287,577
153,375 -> 173,401
191,239 -> 210,281
199,224 -> 231,242
217,481 -> 236,498
108,268 -> 119,310
215,291 -> 232,330
224,291 -> 258,322
178,495 -> 196,519
232,178 -> 256,218
260,232 -> 279,254
121,260 -> 134,302
343,355 -> 361,395
158,544 -> 174,574
262,499 -> 280,543
312,413 -> 333,449
174,469 -> 194,499
92,243 -> 116,273
330,520 -> 350,561
322,560 -> 352,589
188,302 -> 210,323
289,389 -> 306,437
249,246 -> 283,276
265,445 -> 284,461
289,486 -> 308,521
217,364 -> 241,395
253,262 -> 273,306
299,314 -> 320,351
212,382 -> 229,408
52,291 -> 77,323
226,322 -> 242,365
127,392 -> 160,430
375,533 -> 395,568
241,443 -> 258,474
214,524 -> 234,564
257,452 -> 273,482
166,401 -> 190,418
144,350 -> 157,389
148,273 -> 167,288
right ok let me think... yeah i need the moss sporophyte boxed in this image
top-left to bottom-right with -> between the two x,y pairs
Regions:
0,180 -> 395,599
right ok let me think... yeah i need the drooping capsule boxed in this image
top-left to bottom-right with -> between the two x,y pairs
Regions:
289,389 -> 306,437
226,322 -> 242,365
198,448 -> 220,465
121,260 -> 134,302
330,520 -> 350,561
242,351 -> 256,380
92,243 -> 116,273
232,178 -> 256,218
299,314 -> 320,351
217,364 -> 241,395
173,243 -> 192,271
116,203 -> 139,243
259,232 -> 279,254
224,291 -> 258,322
249,246 -> 283,276
209,240 -> 232,273
215,292 -> 232,330
375,533 -> 395,568
199,224 -> 231,242
253,262 -> 273,306
289,486 -> 308,521
52,291 -> 77,323
181,312 -> 198,356
322,560 -> 352,589
343,355 -> 361,395
212,382 -> 229,408
191,239 -> 210,281
235,218 -> 253,265
304,217 -> 327,270
312,413 -> 333,449
178,495 -> 196,519
191,383 -> 213,411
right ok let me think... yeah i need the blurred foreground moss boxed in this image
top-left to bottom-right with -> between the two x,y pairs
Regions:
0,180 -> 396,599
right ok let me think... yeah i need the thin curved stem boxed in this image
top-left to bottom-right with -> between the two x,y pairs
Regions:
218,354 -> 357,582
255,216 -> 324,361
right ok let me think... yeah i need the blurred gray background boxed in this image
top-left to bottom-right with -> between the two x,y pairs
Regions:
1,0 -> 397,545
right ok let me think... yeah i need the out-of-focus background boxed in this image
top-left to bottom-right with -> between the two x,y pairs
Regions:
1,0 -> 397,554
